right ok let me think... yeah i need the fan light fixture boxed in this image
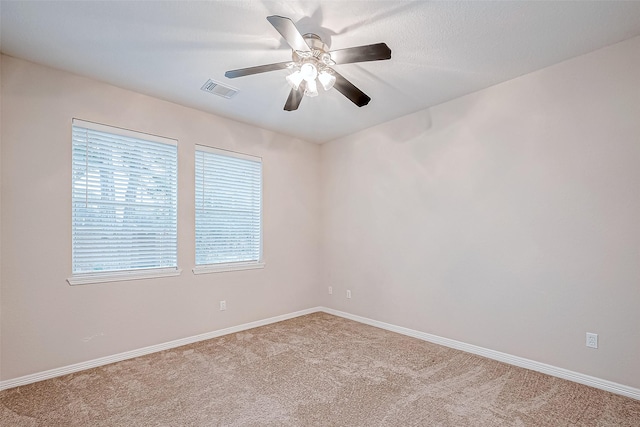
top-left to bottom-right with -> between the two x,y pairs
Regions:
287,61 -> 334,97
284,33 -> 339,99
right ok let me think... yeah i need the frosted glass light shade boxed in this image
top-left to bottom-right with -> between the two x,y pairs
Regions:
305,79 -> 319,97
318,71 -> 336,90
300,63 -> 318,81
286,70 -> 303,90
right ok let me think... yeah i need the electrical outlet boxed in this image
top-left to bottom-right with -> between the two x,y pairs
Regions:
346,290 -> 351,299
219,300 -> 227,311
328,286 -> 333,295
586,332 -> 598,349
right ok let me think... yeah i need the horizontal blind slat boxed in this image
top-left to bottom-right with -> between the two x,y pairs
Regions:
195,148 -> 262,266
72,123 -> 178,275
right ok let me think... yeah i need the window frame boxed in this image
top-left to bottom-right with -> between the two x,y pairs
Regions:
192,145 -> 264,275
67,119 -> 181,285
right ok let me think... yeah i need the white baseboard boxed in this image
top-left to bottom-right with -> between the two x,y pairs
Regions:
0,307 -> 322,391
3,306 -> 639,401
321,307 -> 640,401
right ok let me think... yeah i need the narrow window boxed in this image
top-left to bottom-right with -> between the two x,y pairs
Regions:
69,119 -> 179,285
194,145 -> 263,274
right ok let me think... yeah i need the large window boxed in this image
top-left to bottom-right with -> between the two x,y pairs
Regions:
194,145 -> 263,273
69,119 -> 179,284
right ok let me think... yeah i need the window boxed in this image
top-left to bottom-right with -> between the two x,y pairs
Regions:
68,119 -> 179,285
194,145 -> 263,273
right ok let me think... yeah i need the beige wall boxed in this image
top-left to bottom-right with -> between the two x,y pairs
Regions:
321,36 -> 640,388
0,55 -> 321,380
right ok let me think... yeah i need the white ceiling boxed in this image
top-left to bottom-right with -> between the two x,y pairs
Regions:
2,1 -> 640,143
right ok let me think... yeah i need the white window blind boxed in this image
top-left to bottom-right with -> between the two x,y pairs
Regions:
71,119 -> 178,280
195,145 -> 262,269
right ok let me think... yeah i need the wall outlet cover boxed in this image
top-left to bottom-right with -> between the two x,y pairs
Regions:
586,332 -> 598,349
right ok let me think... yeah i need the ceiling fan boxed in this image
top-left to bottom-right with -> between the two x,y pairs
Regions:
224,15 -> 392,111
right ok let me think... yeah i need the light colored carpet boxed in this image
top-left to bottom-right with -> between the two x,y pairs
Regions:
1,312 -> 639,426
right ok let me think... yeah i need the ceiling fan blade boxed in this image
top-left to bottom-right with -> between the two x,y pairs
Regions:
225,62 -> 292,78
332,72 -> 371,107
329,43 -> 392,65
284,81 -> 306,111
267,15 -> 311,53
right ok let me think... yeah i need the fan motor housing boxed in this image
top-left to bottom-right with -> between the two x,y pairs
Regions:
292,33 -> 330,63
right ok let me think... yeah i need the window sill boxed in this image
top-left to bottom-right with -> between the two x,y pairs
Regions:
193,262 -> 265,275
67,268 -> 182,286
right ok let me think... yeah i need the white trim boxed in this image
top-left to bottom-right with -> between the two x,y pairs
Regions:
0,307 -> 321,391
72,118 -> 177,146
67,268 -> 182,285
193,262 -> 265,275
2,306 -> 638,401
321,308 -> 640,401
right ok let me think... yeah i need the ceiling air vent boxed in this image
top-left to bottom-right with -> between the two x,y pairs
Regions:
200,79 -> 238,99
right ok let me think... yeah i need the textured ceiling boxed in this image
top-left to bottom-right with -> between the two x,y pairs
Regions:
2,1 -> 640,143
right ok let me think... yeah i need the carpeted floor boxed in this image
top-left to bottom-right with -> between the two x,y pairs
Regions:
1,312 -> 639,426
